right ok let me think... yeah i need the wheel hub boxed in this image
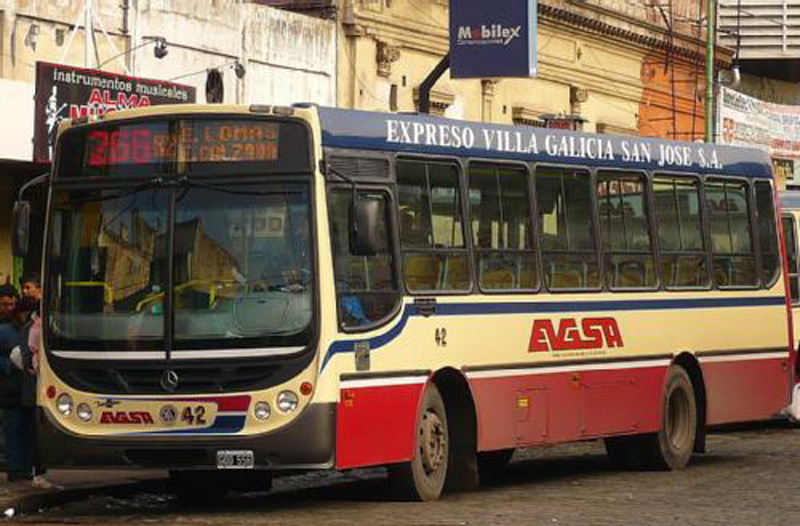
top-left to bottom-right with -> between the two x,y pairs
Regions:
419,410 -> 447,475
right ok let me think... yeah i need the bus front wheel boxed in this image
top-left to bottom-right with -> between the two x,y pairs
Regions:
390,384 -> 449,501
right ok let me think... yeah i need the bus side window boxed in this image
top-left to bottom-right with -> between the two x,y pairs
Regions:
397,160 -> 470,292
754,181 -> 780,287
705,179 -> 757,288
596,171 -> 657,290
782,215 -> 799,303
535,166 -> 600,291
328,189 -> 400,330
468,163 -> 538,292
652,176 -> 710,289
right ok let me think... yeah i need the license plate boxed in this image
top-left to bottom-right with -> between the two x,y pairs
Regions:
216,450 -> 254,470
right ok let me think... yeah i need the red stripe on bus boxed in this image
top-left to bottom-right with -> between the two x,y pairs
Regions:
165,395 -> 251,412
335,383 -> 424,470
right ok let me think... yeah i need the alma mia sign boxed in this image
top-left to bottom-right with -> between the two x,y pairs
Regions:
34,62 -> 196,162
449,0 -> 537,79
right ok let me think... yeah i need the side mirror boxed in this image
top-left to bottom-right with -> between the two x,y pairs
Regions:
350,196 -> 382,256
12,201 -> 31,258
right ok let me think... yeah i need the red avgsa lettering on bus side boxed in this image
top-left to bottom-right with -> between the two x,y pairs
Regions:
99,411 -> 155,425
528,317 -> 624,352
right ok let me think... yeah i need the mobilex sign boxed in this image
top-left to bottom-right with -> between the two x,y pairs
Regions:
449,0 -> 537,79
34,62 -> 197,162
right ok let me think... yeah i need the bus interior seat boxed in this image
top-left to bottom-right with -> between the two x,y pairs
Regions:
442,255 -> 469,289
481,267 -> 514,290
404,254 -> 441,291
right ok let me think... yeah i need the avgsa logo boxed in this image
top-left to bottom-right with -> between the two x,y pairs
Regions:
456,24 -> 522,46
528,318 -> 624,353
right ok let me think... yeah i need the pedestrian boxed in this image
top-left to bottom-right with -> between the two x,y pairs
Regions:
0,284 -> 17,324
19,273 -> 42,302
0,297 -> 51,488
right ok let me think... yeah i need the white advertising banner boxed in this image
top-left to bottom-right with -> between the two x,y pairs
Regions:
718,86 -> 800,159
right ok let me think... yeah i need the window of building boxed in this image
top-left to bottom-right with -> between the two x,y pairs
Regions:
755,181 -> 780,287
705,179 -> 757,288
468,163 -> 537,291
652,176 -> 709,289
397,160 -> 470,292
782,215 -> 799,303
596,171 -> 656,289
328,189 -> 400,329
536,166 -> 600,290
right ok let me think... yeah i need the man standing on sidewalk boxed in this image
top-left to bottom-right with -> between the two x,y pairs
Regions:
19,274 -> 41,303
0,297 -> 50,488
0,285 -> 17,324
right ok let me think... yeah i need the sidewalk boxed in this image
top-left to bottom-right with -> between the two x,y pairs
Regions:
0,470 -> 170,517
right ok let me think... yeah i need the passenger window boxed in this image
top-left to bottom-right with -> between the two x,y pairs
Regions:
468,163 -> 537,291
397,160 -> 470,292
652,176 -> 710,289
536,166 -> 600,290
328,189 -> 400,329
705,179 -> 757,287
596,172 -> 657,289
782,215 -> 799,303
755,182 -> 780,286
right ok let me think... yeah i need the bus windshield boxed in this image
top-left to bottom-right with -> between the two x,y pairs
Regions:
48,182 -> 313,354
46,115 -> 315,356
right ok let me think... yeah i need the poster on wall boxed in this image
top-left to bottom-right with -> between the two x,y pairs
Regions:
717,86 -> 800,159
34,62 -> 196,162
449,0 -> 537,78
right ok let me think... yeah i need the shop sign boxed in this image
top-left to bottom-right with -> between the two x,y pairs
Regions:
449,0 -> 537,79
718,86 -> 800,159
34,62 -> 196,162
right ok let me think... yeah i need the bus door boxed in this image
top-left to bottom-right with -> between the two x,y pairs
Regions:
782,213 -> 800,353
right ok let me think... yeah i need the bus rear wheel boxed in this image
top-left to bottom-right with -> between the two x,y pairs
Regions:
644,365 -> 697,470
390,384 -> 449,501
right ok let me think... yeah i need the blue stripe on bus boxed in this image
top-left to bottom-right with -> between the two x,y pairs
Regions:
321,295 -> 785,370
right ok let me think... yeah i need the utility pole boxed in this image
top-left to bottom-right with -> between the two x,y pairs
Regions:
705,0 -> 715,143
84,0 -> 93,67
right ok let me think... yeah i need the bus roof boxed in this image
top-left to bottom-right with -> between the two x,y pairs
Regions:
317,106 -> 773,179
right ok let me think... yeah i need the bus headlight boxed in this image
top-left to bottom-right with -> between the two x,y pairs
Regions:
276,391 -> 299,413
253,401 -> 271,421
56,393 -> 73,416
76,403 -> 93,422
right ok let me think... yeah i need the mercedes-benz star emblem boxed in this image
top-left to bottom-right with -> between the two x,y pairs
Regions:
160,405 -> 178,425
160,370 -> 180,392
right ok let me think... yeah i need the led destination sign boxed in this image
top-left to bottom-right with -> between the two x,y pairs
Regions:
57,117 -> 312,177
86,121 -> 280,167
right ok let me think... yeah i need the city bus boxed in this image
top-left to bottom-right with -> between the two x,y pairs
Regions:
13,103 -> 799,501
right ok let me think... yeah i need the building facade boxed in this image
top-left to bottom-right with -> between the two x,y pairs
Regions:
333,0 -> 729,142
0,0 -> 337,286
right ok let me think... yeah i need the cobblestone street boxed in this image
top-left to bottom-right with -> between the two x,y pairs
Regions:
15,423 -> 800,526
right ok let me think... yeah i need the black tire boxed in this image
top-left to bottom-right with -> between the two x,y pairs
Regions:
390,384 -> 449,501
477,448 -> 514,477
604,435 -> 646,470
170,470 -> 230,503
642,365 -> 697,470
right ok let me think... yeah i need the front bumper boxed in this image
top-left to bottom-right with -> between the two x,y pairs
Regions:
38,402 -> 336,470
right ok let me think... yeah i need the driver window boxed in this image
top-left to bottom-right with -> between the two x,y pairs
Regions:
328,189 -> 400,330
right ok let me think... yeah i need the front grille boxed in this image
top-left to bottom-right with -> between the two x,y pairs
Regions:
56,361 -> 296,395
